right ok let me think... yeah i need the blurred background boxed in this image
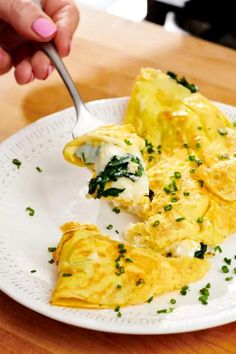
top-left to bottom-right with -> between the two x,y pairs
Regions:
76,0 -> 236,49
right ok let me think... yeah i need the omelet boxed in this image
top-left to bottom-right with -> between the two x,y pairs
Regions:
63,124 -> 149,214
124,68 -> 236,255
52,68 -> 236,309
51,222 -> 209,308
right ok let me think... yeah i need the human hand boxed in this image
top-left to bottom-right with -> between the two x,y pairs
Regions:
0,0 -> 79,84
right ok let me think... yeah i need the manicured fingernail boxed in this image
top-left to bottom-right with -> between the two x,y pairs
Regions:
47,64 -> 54,76
32,18 -> 57,38
27,72 -> 34,83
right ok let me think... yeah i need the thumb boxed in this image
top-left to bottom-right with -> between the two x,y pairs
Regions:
0,0 -> 57,41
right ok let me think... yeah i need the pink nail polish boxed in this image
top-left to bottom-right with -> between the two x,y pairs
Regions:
32,18 -> 57,38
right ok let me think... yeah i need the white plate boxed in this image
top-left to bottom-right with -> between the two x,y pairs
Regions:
0,97 -> 236,334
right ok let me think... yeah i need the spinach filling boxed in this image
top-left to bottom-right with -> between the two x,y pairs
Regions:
88,154 -> 144,198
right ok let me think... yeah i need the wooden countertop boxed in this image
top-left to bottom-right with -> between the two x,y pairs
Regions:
0,5 -> 236,354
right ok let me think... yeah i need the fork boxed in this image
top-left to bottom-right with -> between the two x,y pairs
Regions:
32,0 -> 103,138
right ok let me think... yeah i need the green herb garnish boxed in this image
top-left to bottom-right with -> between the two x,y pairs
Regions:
124,139 -> 132,145
197,216 -> 204,224
188,155 -> 196,161
214,245 -> 222,253
112,207 -> 120,214
157,307 -> 174,314
221,265 -> 229,273
164,204 -> 173,212
218,128 -> 228,136
180,285 -> 189,295
145,139 -> 155,154
195,143 -> 201,148
217,154 -> 229,160
167,71 -> 198,93
198,180 -> 204,188
225,276 -> 233,281
206,283 -> 211,289
176,216 -> 185,222
174,171 -> 181,179
26,207 -> 35,216
199,295 -> 208,305
48,258 -> 54,264
183,191 -> 190,196
48,247 -> 56,252
136,278 -> 145,286
189,168 -> 195,174
147,296 -> 153,303
62,273 -> 72,277
170,299 -> 176,304
125,258 -> 133,263
106,224 -> 113,230
117,284 -> 122,289
12,158 -> 22,169
224,257 -> 231,265
36,166 -> 42,172
194,243 -> 207,259
30,270 -> 37,273
171,197 -> 178,203
153,220 -> 160,227
114,305 -> 120,312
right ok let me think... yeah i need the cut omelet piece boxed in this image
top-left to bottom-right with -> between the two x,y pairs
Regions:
51,222 -> 209,309
63,124 -> 150,214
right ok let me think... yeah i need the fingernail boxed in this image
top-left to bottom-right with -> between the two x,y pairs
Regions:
32,18 -> 57,38
68,40 -> 72,55
27,72 -> 34,83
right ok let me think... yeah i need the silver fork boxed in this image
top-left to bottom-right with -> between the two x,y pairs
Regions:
32,0 -> 103,138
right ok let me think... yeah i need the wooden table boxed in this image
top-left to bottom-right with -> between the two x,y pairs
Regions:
0,5 -> 236,354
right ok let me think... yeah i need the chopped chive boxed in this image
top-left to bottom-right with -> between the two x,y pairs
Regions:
153,220 -> 160,227
148,156 -> 154,162
48,247 -> 56,252
12,158 -> 22,169
115,230 -> 119,234
217,154 -> 229,160
180,285 -> 189,295
225,276 -> 233,281
163,187 -> 170,194
147,296 -> 153,303
176,217 -> 185,222
199,295 -> 208,305
197,216 -> 204,224
125,258 -> 133,263
183,143 -> 190,148
214,245 -> 222,253
112,207 -> 120,214
30,269 -> 37,273
106,224 -> 113,230
171,197 -> 178,203
117,284 -> 122,289
164,204 -> 172,212
62,273 -> 72,277
189,168 -> 195,174
124,139 -> 132,145
200,288 -> 209,297
218,128 -> 228,136
136,278 -> 145,286
198,180 -> 204,188
48,258 -> 54,264
170,298 -> 176,304
117,311 -> 122,317
157,307 -> 174,314
26,207 -> 35,216
233,267 -> 236,274
188,155 -> 196,161
81,152 -> 86,163
36,166 -> 42,172
206,283 -> 211,289
183,191 -> 190,196
221,265 -> 229,273
114,305 -> 120,312
196,143 -> 201,148
224,257 -> 231,265
197,126 -> 202,130
174,171 -> 181,179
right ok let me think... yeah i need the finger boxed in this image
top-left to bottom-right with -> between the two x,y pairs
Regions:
0,47 -> 13,74
14,58 -> 34,85
31,50 -> 54,80
0,0 -> 57,41
44,0 -> 79,56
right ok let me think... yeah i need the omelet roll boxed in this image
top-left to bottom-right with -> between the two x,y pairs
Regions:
51,222 -> 210,309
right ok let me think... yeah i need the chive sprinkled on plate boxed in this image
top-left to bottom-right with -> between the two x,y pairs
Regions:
26,207 -> 35,216
36,166 -> 42,172
164,204 -> 172,212
221,265 -> 229,273
218,128 -> 228,136
48,258 -> 54,264
12,158 -> 22,169
30,269 -> 37,273
106,224 -> 113,230
233,268 -> 236,274
147,296 -> 153,303
115,230 -> 119,234
48,247 -> 56,252
180,285 -> 189,295
157,307 -> 174,314
214,245 -> 222,253
112,207 -> 120,214
224,257 -> 231,265
225,276 -> 233,281
124,139 -> 132,145
206,283 -> 211,289
170,298 -> 176,304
